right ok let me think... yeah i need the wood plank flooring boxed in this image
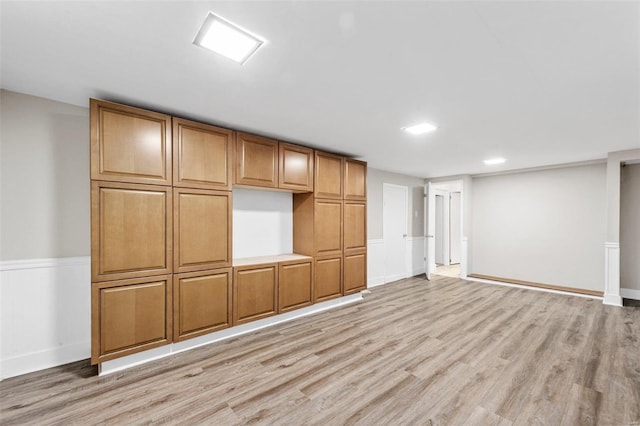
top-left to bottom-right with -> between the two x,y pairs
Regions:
1,275 -> 639,425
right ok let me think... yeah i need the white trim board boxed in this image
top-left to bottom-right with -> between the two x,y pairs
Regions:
621,288 -> 640,301
0,256 -> 90,271
100,292 -> 364,376
465,276 -> 603,301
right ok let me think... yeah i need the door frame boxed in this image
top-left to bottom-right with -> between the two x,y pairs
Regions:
382,183 -> 409,282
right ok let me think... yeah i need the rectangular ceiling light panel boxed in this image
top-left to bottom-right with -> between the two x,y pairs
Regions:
194,12 -> 264,64
402,122 -> 437,135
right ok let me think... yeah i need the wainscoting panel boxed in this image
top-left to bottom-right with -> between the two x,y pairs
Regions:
604,242 -> 623,306
368,237 -> 425,288
0,257 -> 91,380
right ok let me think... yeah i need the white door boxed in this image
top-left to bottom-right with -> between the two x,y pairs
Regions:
425,182 -> 435,280
450,192 -> 462,264
383,183 -> 408,282
435,195 -> 444,265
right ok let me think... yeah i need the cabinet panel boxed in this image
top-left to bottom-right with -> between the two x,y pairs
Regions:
315,199 -> 343,256
344,250 -> 367,295
91,276 -> 172,364
234,264 -> 278,325
279,260 -> 313,313
315,152 -> 343,199
279,143 -> 314,192
344,201 -> 367,252
344,159 -> 367,201
235,133 -> 278,188
173,118 -> 232,190
315,256 -> 342,303
173,269 -> 232,341
174,189 -> 231,273
90,99 -> 171,185
91,181 -> 172,282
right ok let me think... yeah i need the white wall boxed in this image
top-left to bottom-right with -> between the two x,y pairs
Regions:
232,188 -> 293,259
621,163 -> 640,292
470,163 -> 607,292
0,91 -> 91,379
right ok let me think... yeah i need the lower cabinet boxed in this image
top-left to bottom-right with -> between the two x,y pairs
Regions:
279,259 -> 313,313
91,275 -> 172,364
233,263 -> 278,325
344,251 -> 367,295
314,256 -> 343,303
173,268 -> 232,342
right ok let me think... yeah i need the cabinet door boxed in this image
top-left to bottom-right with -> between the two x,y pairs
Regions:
173,269 -> 232,342
234,264 -> 278,325
344,251 -> 367,295
91,276 -> 172,364
344,159 -> 367,200
315,151 -> 343,199
279,260 -> 313,313
174,189 -> 231,273
173,118 -> 233,190
315,256 -> 342,303
279,143 -> 314,192
235,133 -> 278,188
315,199 -> 343,256
90,99 -> 172,185
344,201 -> 367,253
91,181 -> 172,282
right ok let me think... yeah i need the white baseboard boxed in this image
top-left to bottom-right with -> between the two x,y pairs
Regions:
621,288 -> 640,301
100,292 -> 364,376
0,256 -> 91,380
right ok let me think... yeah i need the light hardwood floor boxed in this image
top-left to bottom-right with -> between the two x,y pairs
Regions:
1,275 -> 639,425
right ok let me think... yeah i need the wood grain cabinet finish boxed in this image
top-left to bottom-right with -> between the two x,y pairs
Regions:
293,194 -> 343,257
90,99 -> 172,185
344,159 -> 367,201
173,269 -> 232,342
279,143 -> 314,192
235,133 -> 278,189
315,151 -> 343,199
279,259 -> 313,313
344,201 -> 367,253
233,263 -> 278,325
91,181 -> 172,282
173,118 -> 233,190
91,275 -> 172,364
174,189 -> 231,273
344,250 -> 367,295
314,256 -> 343,303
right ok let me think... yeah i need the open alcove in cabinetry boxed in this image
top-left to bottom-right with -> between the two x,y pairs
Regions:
89,98 -> 367,369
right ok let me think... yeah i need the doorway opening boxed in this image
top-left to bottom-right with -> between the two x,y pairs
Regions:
425,180 -> 463,279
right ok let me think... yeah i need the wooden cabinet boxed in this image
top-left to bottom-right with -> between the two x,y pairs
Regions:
314,256 -> 343,303
344,251 -> 367,295
91,181 -> 172,282
315,151 -> 343,199
344,201 -> 367,252
235,133 -> 278,189
233,263 -> 278,325
90,99 -> 172,185
174,189 -> 231,273
279,142 -> 314,192
173,118 -> 233,190
293,194 -> 342,257
91,276 -> 172,363
344,159 -> 367,201
279,258 -> 313,313
173,269 -> 232,342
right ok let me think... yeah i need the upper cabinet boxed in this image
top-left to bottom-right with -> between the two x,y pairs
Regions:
173,118 -> 233,191
315,151 -> 343,199
90,99 -> 172,185
344,159 -> 367,201
235,132 -> 278,189
279,143 -> 314,192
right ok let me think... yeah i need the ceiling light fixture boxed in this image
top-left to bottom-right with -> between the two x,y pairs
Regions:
402,122 -> 437,135
484,158 -> 507,165
193,12 -> 265,64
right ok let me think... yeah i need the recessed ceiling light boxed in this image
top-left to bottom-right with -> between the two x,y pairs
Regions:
402,122 -> 437,135
484,158 -> 507,165
193,12 -> 265,64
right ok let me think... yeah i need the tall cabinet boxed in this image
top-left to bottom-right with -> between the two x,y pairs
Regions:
90,99 -> 366,368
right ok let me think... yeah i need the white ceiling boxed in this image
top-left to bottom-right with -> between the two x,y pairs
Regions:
1,1 -> 639,178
